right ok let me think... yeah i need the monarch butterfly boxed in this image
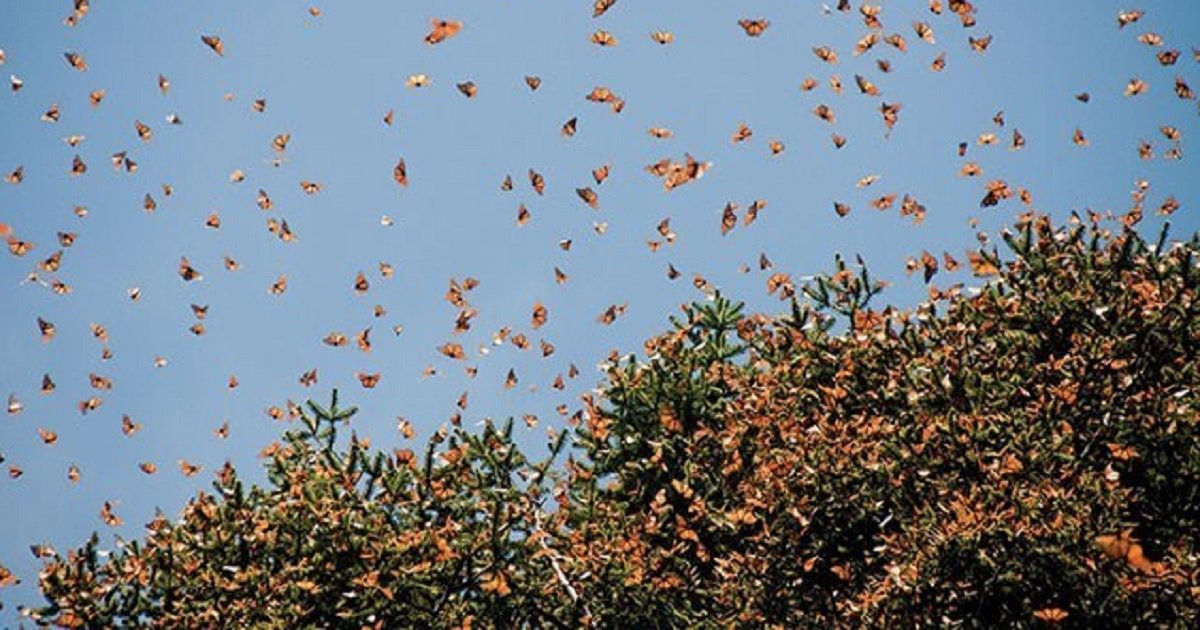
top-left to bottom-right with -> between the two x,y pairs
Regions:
394,159 -> 408,186
812,46 -> 838,64
290,370 -> 316,389
593,0 -> 616,18
855,74 -> 880,96
100,502 -> 123,526
731,123 -> 752,143
456,81 -> 477,98
1137,32 -> 1162,47
355,372 -> 381,389
914,22 -> 936,44
969,34 -> 993,53
650,31 -> 674,45
201,35 -> 224,56
738,19 -> 769,37
440,343 -> 466,359
855,33 -> 880,55
178,257 -> 202,282
1176,76 -> 1195,100
1124,78 -> 1147,96
179,460 -> 201,477
813,104 -> 836,123
528,169 -> 545,195
122,415 -> 142,435
980,179 -> 1012,207
1117,10 -> 1143,28
744,199 -> 766,226
720,203 -> 738,235
524,75 -> 541,91
424,19 -> 463,45
576,187 -> 599,209
590,30 -> 617,46
516,204 -> 531,226
64,51 -> 87,71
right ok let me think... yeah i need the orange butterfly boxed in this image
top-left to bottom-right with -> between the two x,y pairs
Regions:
424,19 -> 463,45
201,35 -> 224,56
738,19 -> 769,37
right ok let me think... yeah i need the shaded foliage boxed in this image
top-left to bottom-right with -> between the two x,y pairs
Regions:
29,215 -> 1200,627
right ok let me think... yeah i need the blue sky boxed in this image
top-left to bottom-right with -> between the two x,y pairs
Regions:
1,0 -> 1198,617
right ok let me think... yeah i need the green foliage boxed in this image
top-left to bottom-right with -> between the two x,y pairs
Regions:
29,216 -> 1200,628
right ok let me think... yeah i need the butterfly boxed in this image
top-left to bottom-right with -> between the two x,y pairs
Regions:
593,0 -> 616,17
394,159 -> 408,186
855,74 -> 880,96
968,35 -> 993,53
738,19 -> 769,37
812,46 -> 838,64
425,19 -> 463,45
651,31 -> 674,45
201,35 -> 224,56
456,81 -> 477,98
590,30 -> 617,47
576,187 -> 599,209
532,302 -> 548,329
355,372 -> 381,389
1116,10 -> 1143,28
64,51 -> 87,71
529,169 -> 545,195
179,460 -> 202,477
179,257 -> 202,281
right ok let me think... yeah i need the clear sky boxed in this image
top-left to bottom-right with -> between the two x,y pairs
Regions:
1,0 -> 1198,618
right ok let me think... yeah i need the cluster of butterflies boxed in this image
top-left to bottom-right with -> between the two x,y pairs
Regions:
0,0 -> 1195,603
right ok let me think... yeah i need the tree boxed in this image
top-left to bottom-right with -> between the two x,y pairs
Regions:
30,214 -> 1200,627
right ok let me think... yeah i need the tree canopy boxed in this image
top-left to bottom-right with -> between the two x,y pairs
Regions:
27,214 -> 1200,627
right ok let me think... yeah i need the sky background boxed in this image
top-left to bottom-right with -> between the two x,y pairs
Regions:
1,0 -> 1198,619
